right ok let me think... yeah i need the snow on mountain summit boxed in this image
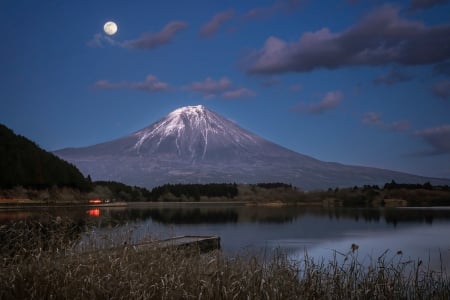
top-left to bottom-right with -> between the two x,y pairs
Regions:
132,105 -> 260,159
135,105 -> 209,143
169,105 -> 206,116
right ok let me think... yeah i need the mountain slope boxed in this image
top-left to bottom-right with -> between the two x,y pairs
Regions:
54,105 -> 450,189
0,124 -> 90,190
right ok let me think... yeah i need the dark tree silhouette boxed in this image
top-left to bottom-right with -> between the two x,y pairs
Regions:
0,124 -> 91,190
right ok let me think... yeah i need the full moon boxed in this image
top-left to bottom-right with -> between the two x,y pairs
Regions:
103,21 -> 118,35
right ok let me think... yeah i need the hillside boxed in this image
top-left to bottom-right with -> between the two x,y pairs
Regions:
0,124 -> 90,190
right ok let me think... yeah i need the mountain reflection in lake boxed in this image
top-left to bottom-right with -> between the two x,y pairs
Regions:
1,204 -> 450,270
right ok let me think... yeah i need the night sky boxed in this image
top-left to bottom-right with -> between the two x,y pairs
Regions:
1,0 -> 449,178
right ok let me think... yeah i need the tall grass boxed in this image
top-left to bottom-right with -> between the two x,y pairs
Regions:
1,216 -> 449,299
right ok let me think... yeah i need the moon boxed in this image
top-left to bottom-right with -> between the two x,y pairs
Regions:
103,21 -> 118,35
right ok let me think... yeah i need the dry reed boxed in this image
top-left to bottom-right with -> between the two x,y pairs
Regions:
0,216 -> 449,299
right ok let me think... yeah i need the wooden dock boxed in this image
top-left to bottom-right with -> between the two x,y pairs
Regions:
133,235 -> 221,253
70,236 -> 221,261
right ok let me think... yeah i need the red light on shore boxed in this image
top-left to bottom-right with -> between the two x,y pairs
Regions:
88,199 -> 103,204
87,208 -> 101,217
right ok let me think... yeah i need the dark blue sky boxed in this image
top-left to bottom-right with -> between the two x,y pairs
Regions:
1,0 -> 449,178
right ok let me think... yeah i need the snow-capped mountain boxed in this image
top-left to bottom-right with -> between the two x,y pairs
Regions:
54,105 -> 449,189
131,105 -> 266,161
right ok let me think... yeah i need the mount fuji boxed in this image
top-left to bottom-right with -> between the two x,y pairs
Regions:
54,105 -> 449,189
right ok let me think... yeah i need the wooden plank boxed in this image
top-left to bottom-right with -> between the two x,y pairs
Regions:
134,235 -> 221,253
66,236 -> 221,261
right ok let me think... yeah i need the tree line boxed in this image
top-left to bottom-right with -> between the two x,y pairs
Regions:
150,183 -> 239,201
0,124 -> 90,191
383,180 -> 448,191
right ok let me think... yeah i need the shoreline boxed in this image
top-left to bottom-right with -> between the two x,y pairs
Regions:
0,200 -> 320,210
2,200 -> 450,211
0,201 -> 129,210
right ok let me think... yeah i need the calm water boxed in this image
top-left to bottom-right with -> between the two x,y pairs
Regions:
2,203 -> 450,270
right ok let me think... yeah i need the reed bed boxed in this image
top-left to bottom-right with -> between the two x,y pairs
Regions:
1,216 -> 449,299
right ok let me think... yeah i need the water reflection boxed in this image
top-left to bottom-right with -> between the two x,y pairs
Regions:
289,224 -> 450,271
148,208 -> 238,224
1,204 -> 450,270
86,208 -> 101,217
3,205 -> 450,226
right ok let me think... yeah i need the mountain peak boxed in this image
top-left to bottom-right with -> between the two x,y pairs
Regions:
54,106 -> 450,189
131,105 -> 259,159
170,105 -> 206,116
164,105 -> 210,130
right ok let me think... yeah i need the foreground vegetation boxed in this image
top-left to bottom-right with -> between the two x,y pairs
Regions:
1,216 -> 449,299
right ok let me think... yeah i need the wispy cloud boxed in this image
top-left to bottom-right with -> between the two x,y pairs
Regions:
362,112 -> 410,131
246,5 -> 450,74
87,33 -> 119,48
200,10 -> 234,38
293,90 -> 343,114
222,88 -> 256,99
94,75 -> 169,92
362,112 -> 383,126
408,0 -> 449,11
185,77 -> 255,99
432,80 -> 450,100
389,120 -> 411,131
124,21 -> 188,50
415,124 -> 450,155
87,21 -> 187,50
373,70 -> 412,85
186,77 -> 232,96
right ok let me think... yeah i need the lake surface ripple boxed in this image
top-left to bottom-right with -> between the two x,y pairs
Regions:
2,203 -> 449,270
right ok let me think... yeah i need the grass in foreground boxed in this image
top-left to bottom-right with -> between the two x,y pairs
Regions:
1,216 -> 449,299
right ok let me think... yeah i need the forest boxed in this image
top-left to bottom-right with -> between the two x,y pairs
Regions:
0,124 -> 90,191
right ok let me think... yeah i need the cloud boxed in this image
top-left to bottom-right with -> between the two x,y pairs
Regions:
389,120 -> 411,131
87,21 -> 187,50
432,80 -> 450,99
373,70 -> 412,85
87,33 -> 119,48
93,79 -> 124,89
186,77 -> 255,99
130,75 -> 170,92
246,5 -> 450,74
408,0 -> 449,11
94,75 -> 169,92
415,124 -> 450,155
186,77 -> 232,96
362,112 -> 383,126
293,90 -> 343,114
222,88 -> 256,99
362,112 -> 410,131
200,10 -> 234,38
124,21 -> 188,50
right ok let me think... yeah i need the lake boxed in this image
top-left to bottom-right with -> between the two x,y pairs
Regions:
1,203 -> 450,270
